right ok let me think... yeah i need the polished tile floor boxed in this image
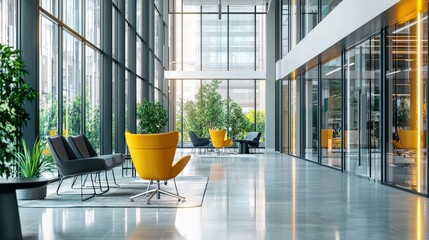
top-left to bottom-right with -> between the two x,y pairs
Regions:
19,151 -> 428,239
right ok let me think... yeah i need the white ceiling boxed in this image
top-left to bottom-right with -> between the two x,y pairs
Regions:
183,0 -> 269,6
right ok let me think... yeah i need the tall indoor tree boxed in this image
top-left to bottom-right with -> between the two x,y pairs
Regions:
0,44 -> 37,177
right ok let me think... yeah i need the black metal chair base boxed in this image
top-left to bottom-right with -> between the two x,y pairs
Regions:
58,171 -> 110,201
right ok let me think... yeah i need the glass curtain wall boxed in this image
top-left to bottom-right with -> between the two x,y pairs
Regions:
256,14 -> 265,71
201,14 -> 227,71
180,80 -> 201,147
37,0 -> 168,154
112,3 -> 119,151
281,0 -> 343,57
229,14 -> 255,70
39,16 -> 59,138
169,2 -> 266,71
229,80 -> 255,138
386,13 -> 428,194
153,2 -> 165,102
62,31 -> 82,137
321,56 -> 342,169
169,1 -> 266,148
175,79 -> 265,147
301,0 -> 318,38
321,0 -> 341,20
0,0 -> 17,46
85,46 -> 101,151
344,35 -> 381,179
256,81 -> 266,141
182,14 -> 201,71
281,0 -> 290,56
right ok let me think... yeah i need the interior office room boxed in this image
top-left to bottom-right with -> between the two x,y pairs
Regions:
0,0 -> 429,239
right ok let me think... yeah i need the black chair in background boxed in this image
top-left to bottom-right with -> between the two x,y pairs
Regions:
189,131 -> 211,154
245,132 -> 261,153
47,136 -> 113,201
67,135 -> 124,187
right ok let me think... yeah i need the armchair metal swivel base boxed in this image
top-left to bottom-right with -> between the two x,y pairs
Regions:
130,179 -> 185,204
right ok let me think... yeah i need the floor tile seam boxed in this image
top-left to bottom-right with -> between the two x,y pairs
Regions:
160,212 -> 179,240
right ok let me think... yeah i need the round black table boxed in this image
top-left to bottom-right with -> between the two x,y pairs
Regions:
0,178 -> 49,240
234,140 -> 250,154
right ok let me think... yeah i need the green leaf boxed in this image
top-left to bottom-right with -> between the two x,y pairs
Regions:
0,43 -> 37,178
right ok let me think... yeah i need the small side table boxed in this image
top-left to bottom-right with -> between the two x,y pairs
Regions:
0,178 -> 49,240
122,154 -> 136,177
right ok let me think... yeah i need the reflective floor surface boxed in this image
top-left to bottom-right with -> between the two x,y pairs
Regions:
19,150 -> 429,239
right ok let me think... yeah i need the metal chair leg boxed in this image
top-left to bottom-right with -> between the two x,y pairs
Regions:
56,177 -> 65,196
80,174 -> 96,201
111,170 -> 120,187
173,178 -> 181,201
71,176 -> 78,189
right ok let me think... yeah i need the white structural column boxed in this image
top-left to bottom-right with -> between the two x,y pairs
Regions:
265,1 -> 276,151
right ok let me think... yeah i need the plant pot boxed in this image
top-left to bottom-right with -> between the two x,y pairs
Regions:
16,185 -> 47,200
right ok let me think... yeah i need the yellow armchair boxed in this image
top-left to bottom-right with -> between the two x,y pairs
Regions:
392,130 -> 421,155
209,129 -> 233,154
125,131 -> 191,203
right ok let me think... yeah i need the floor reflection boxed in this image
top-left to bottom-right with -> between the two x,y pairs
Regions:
17,150 -> 429,239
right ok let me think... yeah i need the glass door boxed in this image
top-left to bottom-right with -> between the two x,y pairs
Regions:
344,35 -> 381,179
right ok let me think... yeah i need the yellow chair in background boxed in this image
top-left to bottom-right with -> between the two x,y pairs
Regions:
125,131 -> 191,203
209,129 -> 233,154
392,129 -> 420,155
321,129 -> 333,149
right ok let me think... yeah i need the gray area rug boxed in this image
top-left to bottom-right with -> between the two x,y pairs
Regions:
18,176 -> 208,208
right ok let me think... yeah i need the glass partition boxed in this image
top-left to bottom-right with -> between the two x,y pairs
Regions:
282,80 -> 290,152
290,75 -> 300,157
303,67 -> 319,162
321,56 -> 342,168
386,13 -> 428,194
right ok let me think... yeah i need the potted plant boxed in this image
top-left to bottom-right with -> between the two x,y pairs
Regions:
0,44 -> 37,178
15,137 -> 56,199
136,100 -> 168,133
